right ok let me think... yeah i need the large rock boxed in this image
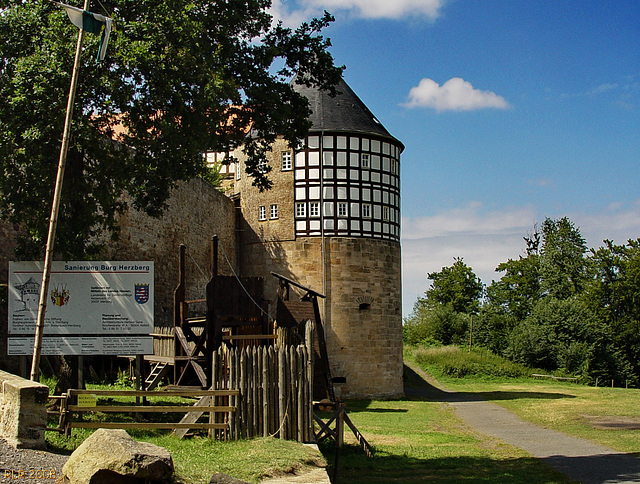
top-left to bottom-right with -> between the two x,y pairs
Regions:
62,429 -> 174,484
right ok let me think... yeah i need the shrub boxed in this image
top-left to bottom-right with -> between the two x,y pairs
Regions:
413,345 -> 531,380
403,305 -> 470,346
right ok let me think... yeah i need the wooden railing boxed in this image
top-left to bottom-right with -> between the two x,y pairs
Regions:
48,389 -> 238,439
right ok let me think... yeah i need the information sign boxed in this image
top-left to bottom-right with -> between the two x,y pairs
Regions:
8,261 -> 154,335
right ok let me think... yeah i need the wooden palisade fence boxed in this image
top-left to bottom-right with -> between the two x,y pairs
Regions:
209,321 -> 315,442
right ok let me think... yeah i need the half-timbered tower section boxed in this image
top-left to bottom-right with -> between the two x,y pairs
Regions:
227,77 -> 404,399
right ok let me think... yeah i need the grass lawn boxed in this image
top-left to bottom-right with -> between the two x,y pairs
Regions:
429,376 -> 640,454
407,345 -> 640,455
319,366 -> 573,483
44,347 -> 640,483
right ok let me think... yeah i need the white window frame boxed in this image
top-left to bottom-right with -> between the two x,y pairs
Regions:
295,202 -> 306,218
270,204 -> 278,219
259,206 -> 266,221
362,203 -> 372,218
338,202 -> 347,217
309,202 -> 320,217
281,151 -> 292,171
361,153 -> 370,169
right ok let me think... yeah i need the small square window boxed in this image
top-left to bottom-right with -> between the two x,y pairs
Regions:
259,206 -> 266,221
296,202 -> 306,218
270,204 -> 278,219
310,202 -> 320,217
281,151 -> 292,171
338,202 -> 347,217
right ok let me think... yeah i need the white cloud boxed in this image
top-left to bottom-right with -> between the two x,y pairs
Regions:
400,201 -> 640,316
403,77 -> 511,111
269,0 -> 444,27
401,203 -> 537,314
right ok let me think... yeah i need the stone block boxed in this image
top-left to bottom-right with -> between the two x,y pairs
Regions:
0,370 -> 49,449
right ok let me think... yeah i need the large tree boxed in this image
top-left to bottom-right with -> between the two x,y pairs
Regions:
587,239 -> 640,377
487,228 -> 541,320
424,257 -> 484,315
0,0 -> 343,258
539,217 -> 589,299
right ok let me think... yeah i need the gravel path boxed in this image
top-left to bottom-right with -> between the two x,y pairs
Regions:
405,361 -> 640,484
0,439 -> 68,484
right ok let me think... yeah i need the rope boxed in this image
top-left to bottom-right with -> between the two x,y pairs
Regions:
269,394 -> 291,438
185,247 -> 209,280
218,241 -> 274,322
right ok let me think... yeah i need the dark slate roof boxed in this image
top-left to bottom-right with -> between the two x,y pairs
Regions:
291,76 -> 404,150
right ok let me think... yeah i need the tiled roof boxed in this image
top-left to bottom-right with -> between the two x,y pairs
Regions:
291,76 -> 404,149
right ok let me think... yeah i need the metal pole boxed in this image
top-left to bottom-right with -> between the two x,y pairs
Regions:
31,0 -> 90,381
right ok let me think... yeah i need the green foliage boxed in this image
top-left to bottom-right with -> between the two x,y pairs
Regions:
114,369 -> 135,388
404,304 -> 470,346
506,297 -> 635,385
414,218 -> 640,384
199,162 -> 226,189
404,259 -> 482,349
487,251 -> 540,320
469,306 -> 516,356
539,217 -> 589,299
424,257 -> 484,314
0,0 -> 342,259
586,238 -> 640,377
412,345 -> 532,380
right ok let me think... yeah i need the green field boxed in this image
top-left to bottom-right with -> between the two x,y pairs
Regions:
45,347 -> 640,483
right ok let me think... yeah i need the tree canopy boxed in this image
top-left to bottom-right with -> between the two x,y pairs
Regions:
405,216 -> 640,385
424,257 -> 484,314
0,0 -> 343,258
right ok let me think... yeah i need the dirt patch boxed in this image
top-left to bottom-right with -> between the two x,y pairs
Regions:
582,415 -> 640,430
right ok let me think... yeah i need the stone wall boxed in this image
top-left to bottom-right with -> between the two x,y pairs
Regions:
1,178 -> 236,368
0,222 -> 19,373
241,236 -> 403,399
107,178 -> 237,328
232,137 -> 296,246
0,370 -> 49,449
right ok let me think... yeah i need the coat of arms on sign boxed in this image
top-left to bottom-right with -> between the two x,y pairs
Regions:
51,284 -> 70,307
134,284 -> 149,304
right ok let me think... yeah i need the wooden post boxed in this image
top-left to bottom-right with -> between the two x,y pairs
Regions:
31,0 -> 90,382
211,235 -> 218,277
278,346 -> 286,439
174,244 -> 186,384
297,346 -> 304,442
333,404 -> 345,484
262,346 -> 269,437
78,356 -> 84,390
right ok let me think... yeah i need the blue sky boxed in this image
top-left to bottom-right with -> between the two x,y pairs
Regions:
269,0 -> 640,316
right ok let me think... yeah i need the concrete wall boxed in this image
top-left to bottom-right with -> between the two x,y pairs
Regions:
0,370 -> 49,449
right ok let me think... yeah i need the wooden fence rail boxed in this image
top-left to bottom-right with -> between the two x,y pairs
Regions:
49,389 -> 238,438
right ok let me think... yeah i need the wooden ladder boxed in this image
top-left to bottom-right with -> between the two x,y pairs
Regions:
145,362 -> 170,390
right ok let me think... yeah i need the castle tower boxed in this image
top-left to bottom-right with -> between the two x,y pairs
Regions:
230,77 -> 404,399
